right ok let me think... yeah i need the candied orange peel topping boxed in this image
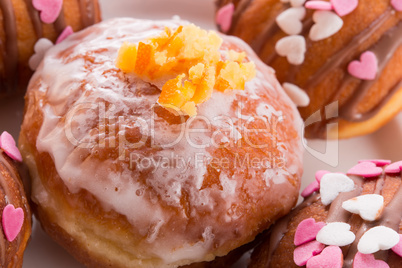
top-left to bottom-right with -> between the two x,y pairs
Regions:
116,24 -> 256,116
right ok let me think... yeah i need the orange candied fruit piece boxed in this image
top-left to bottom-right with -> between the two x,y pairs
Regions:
135,42 -> 153,75
158,74 -> 196,112
215,78 -> 231,92
116,24 -> 256,117
190,66 -> 215,104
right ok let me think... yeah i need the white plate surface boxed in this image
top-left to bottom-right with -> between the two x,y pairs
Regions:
0,0 -> 398,267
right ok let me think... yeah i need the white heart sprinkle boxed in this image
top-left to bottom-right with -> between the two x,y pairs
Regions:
28,38 -> 54,71
291,0 -> 306,7
282,83 -> 310,107
320,173 -> 355,205
358,226 -> 400,254
276,7 -> 306,35
316,222 -> 355,246
309,11 -> 343,41
342,194 -> 384,221
275,35 -> 306,65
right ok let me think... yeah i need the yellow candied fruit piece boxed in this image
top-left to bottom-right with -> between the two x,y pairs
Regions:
116,42 -> 137,73
152,26 -> 181,50
189,63 -> 205,84
241,62 -> 257,81
191,66 -> 215,104
116,24 -> 256,117
181,102 -> 197,117
217,61 -> 256,91
228,50 -> 246,63
176,25 -> 222,63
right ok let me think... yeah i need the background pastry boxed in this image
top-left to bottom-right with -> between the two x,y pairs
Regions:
250,160 -> 402,267
0,131 -> 31,267
215,0 -> 402,139
0,0 -> 101,96
19,18 -> 303,267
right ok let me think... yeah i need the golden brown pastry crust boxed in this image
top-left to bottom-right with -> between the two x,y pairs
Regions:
19,18 -> 304,268
0,0 -> 101,96
215,0 -> 402,138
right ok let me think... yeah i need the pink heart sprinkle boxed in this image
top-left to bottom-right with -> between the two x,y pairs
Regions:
347,161 -> 382,178
358,159 -> 391,167
2,204 -> 24,242
305,1 -> 333,11
294,240 -> 325,266
295,218 -> 326,246
391,234 -> 402,257
56,26 -> 74,44
306,245 -> 343,268
330,0 -> 358,16
33,0 -> 63,24
216,3 -> 234,33
0,132 -> 22,162
348,51 -> 378,80
384,161 -> 402,174
353,252 -> 389,268
315,170 -> 330,183
391,0 -> 402,11
301,180 -> 320,197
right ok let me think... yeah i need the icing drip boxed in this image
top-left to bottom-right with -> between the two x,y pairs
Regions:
0,0 -> 18,92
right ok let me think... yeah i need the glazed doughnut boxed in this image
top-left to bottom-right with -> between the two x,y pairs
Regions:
215,0 -> 402,139
249,160 -> 402,267
19,18 -> 303,267
0,132 -> 31,267
0,0 -> 101,96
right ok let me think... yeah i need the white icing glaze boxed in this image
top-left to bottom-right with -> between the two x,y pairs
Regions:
31,18 -> 304,265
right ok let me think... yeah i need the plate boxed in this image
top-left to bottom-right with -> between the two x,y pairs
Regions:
0,0 -> 398,267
